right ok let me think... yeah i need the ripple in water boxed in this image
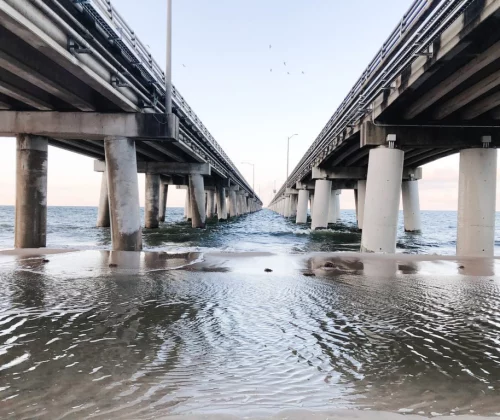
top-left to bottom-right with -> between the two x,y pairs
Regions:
0,252 -> 500,417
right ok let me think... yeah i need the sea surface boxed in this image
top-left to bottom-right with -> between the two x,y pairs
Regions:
1,207 -> 500,418
2,205 -> 500,254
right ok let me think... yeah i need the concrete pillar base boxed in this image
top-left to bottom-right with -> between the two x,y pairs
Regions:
357,180 -> 366,230
96,170 -> 110,228
216,186 -> 227,220
145,173 -> 160,229
328,190 -> 337,224
184,189 -> 192,221
296,190 -> 309,224
189,174 -> 206,228
229,190 -> 238,218
15,134 -> 48,248
311,180 -> 332,230
159,183 -> 168,222
457,148 -> 497,257
104,137 -> 142,251
361,147 -> 404,253
206,190 -> 215,219
402,179 -> 421,232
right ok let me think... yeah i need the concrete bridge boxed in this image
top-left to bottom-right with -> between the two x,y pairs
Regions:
270,0 -> 500,257
0,0 -> 262,251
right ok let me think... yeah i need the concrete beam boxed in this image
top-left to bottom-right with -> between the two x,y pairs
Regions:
312,166 -> 366,180
0,111 -> 179,140
0,50 -> 95,111
434,68 -> 500,119
285,188 -> 299,195
0,81 -> 52,110
404,40 -> 500,119
462,91 -> 500,119
360,122 -> 500,148
94,160 -> 210,176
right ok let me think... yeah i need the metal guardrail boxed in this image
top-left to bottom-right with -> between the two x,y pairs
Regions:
270,0 -> 475,205
77,0 -> 256,199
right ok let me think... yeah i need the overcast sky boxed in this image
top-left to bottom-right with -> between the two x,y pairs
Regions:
0,0 -> 498,210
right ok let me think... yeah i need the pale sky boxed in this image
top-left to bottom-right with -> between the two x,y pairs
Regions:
0,0 -> 498,210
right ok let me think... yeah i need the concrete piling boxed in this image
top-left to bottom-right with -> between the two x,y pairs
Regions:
189,173 -> 206,228
104,136 -> 142,251
457,148 -> 497,256
96,170 -> 110,228
402,179 -> 421,232
15,134 -> 48,248
311,180 -> 332,230
145,173 -> 160,229
361,146 -> 404,253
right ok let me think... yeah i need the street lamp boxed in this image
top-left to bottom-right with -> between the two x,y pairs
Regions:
287,134 -> 298,180
165,0 -> 173,114
241,161 -> 255,191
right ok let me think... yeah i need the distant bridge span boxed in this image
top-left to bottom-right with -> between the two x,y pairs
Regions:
270,0 -> 500,257
0,0 -> 262,250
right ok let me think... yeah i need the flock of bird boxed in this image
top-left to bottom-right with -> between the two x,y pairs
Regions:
269,44 -> 305,75
180,44 -> 306,76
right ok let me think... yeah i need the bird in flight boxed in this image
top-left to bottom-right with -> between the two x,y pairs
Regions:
182,64 -> 187,68
269,44 -> 272,49
270,69 -> 273,72
284,62 -> 286,66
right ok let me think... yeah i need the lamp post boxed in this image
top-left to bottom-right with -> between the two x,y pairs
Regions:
241,161 -> 255,191
165,0 -> 172,114
286,134 -> 298,181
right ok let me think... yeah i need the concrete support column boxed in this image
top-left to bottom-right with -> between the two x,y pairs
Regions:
216,186 -> 227,220
361,147 -> 404,253
159,184 -> 168,222
296,189 -> 309,224
354,189 -> 359,225
290,195 -> 298,218
284,196 -> 291,218
328,190 -> 337,224
401,180 -> 421,232
311,180 -> 332,230
96,170 -> 110,228
309,194 -> 314,219
335,190 -> 341,221
145,173 -> 160,229
457,148 -> 497,257
206,190 -> 216,219
357,180 -> 366,230
229,190 -> 238,218
184,189 -> 192,220
189,174 -> 206,228
104,137 -> 142,251
15,134 -> 48,248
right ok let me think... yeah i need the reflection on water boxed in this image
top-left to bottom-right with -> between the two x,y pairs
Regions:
1,251 -> 500,418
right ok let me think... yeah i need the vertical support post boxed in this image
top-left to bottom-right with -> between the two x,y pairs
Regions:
311,179 -> 332,230
189,174 -> 206,228
145,173 -> 160,229
206,190 -> 216,218
216,185 -> 227,220
309,194 -> 314,219
165,0 -> 173,114
361,146 -> 404,253
354,189 -> 359,225
328,189 -> 337,224
402,179 -> 421,232
290,194 -> 298,218
457,148 -> 497,256
104,137 -> 142,251
15,134 -> 48,248
184,188 -> 192,220
334,190 -> 341,221
229,189 -> 238,218
284,196 -> 291,217
296,189 -> 309,224
357,180 -> 366,230
96,169 -> 110,228
159,183 -> 168,222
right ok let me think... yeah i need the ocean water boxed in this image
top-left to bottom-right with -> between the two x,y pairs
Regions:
1,205 -> 500,255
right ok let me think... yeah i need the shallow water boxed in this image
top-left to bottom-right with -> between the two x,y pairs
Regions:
2,205 -> 500,254
0,251 -> 500,418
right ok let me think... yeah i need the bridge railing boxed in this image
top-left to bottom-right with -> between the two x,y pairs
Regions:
271,0 -> 473,204
80,0 -> 255,199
